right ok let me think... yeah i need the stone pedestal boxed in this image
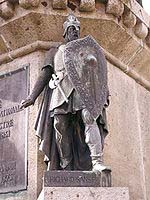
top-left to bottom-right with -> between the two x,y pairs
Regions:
44,170 -> 111,187
43,171 -> 129,199
44,187 -> 129,200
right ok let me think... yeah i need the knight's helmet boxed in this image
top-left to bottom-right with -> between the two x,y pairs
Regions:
63,14 -> 80,37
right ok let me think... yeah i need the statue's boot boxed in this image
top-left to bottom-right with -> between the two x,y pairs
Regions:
92,155 -> 111,172
84,121 -> 110,172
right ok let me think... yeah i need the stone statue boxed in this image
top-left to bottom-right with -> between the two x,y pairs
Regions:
20,14 -> 110,172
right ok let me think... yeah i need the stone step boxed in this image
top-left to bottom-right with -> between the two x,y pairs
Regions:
44,187 -> 129,200
43,171 -> 129,199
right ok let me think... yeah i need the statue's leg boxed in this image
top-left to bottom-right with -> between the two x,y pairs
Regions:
84,122 -> 103,162
54,114 -> 73,170
81,109 -> 109,172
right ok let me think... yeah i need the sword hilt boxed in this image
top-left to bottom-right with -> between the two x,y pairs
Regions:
51,74 -> 69,103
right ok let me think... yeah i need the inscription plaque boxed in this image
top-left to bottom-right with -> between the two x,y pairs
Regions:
0,67 -> 28,193
44,170 -> 111,187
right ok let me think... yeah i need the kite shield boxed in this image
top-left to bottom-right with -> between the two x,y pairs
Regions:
64,35 -> 109,120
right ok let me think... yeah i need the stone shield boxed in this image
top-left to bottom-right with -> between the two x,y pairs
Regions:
64,35 -> 109,120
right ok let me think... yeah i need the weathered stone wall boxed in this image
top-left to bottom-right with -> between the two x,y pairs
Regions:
105,62 -> 150,200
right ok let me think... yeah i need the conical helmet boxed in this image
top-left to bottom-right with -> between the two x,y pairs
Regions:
63,14 -> 80,37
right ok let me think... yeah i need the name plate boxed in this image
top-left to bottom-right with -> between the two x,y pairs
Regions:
0,67 -> 28,193
44,170 -> 111,187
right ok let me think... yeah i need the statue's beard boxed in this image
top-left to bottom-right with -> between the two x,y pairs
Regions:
67,33 -> 79,42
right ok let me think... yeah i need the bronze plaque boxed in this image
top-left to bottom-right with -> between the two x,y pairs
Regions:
0,67 -> 29,193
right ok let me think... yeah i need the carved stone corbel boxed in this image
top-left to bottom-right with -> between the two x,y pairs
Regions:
134,21 -> 148,40
79,0 -> 95,12
52,0 -> 67,10
0,1 -> 14,19
122,8 -> 136,28
19,0 -> 40,9
106,0 -> 124,17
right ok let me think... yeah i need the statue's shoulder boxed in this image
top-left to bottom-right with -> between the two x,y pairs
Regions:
46,44 -> 60,57
43,44 -> 61,67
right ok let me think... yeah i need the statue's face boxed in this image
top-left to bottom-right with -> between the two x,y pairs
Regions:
66,25 -> 80,42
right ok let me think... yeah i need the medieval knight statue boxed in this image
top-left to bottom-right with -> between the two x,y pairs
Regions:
20,14 -> 110,172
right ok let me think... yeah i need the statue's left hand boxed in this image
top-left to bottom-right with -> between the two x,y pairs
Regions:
82,108 -> 94,125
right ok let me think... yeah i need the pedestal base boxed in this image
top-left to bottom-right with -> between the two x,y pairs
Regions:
44,170 -> 111,187
43,171 -> 129,200
44,187 -> 129,200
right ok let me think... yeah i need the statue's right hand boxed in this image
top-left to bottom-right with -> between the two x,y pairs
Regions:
20,97 -> 34,109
